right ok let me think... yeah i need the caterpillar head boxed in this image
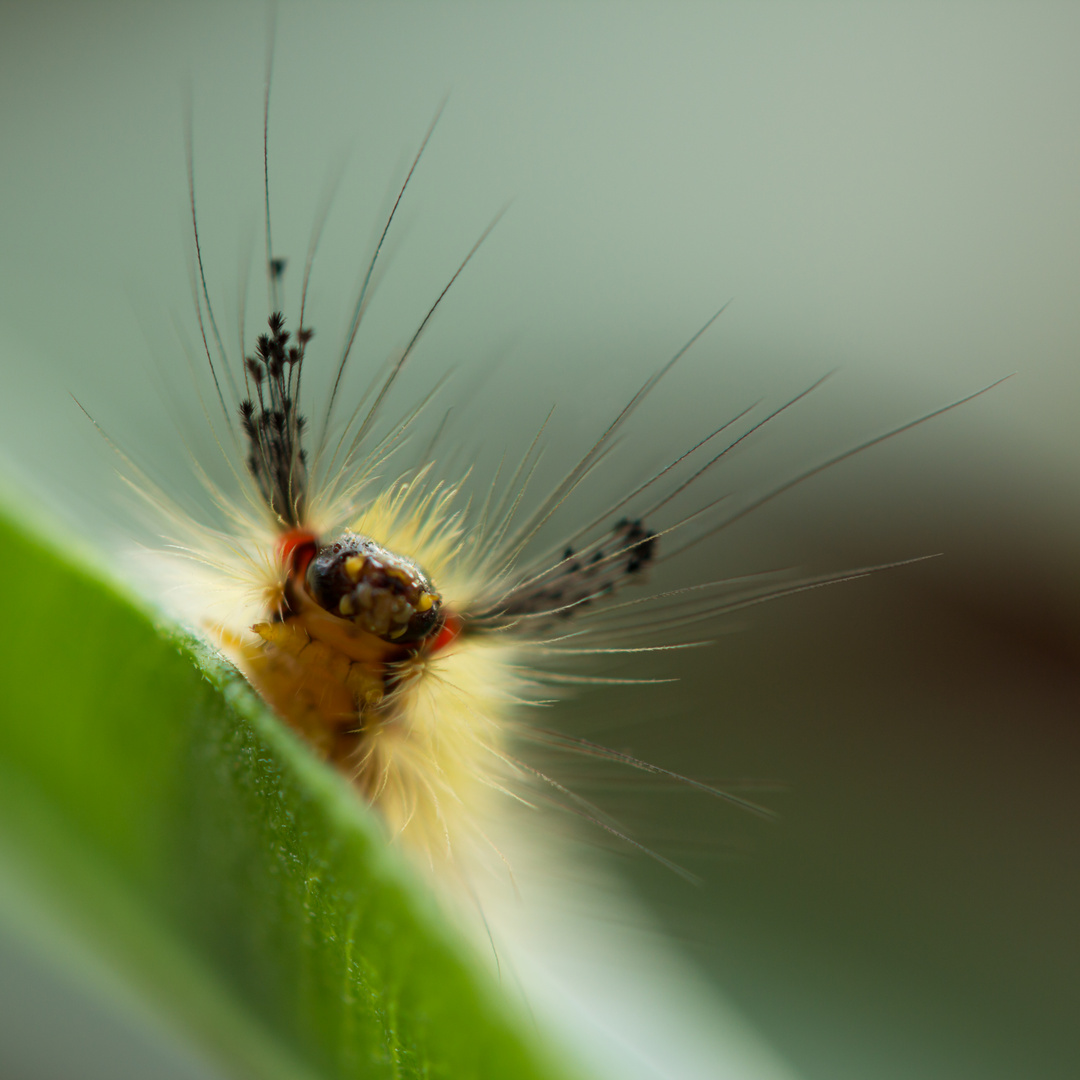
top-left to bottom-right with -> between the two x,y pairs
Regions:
304,531 -> 443,645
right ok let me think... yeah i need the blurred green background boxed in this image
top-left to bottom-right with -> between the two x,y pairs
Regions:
1,2 -> 1078,1078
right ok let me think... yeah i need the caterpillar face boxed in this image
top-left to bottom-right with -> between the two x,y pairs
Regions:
303,531 -> 443,645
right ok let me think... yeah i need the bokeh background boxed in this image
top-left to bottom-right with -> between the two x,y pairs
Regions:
1,2 -> 1079,1078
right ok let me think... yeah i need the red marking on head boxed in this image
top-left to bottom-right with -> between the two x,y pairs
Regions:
278,528 -> 318,579
428,613 -> 463,654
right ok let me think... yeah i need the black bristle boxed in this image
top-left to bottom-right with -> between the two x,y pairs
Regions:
238,309 -> 314,526
474,515 -> 658,628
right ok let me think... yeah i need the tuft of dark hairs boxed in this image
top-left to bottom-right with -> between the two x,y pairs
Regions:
239,312 -> 312,525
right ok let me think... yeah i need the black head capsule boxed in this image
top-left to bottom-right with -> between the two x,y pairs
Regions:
305,531 -> 443,645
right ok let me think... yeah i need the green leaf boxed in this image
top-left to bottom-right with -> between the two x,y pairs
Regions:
0,503 -> 575,1080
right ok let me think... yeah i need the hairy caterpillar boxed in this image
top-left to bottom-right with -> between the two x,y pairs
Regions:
98,22 -> 1007,906
3,9 -> 1064,1080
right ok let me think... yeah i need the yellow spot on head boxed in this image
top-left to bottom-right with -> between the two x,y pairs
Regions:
339,594 -> 355,616
344,555 -> 365,581
416,592 -> 434,612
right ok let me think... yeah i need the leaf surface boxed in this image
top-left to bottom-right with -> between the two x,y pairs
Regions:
0,507 -> 570,1080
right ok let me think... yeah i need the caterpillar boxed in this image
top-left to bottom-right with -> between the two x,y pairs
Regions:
104,27 -> 1000,901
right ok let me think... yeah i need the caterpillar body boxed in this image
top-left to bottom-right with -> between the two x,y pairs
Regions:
166,96 -> 703,877
134,41 -> 994,897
